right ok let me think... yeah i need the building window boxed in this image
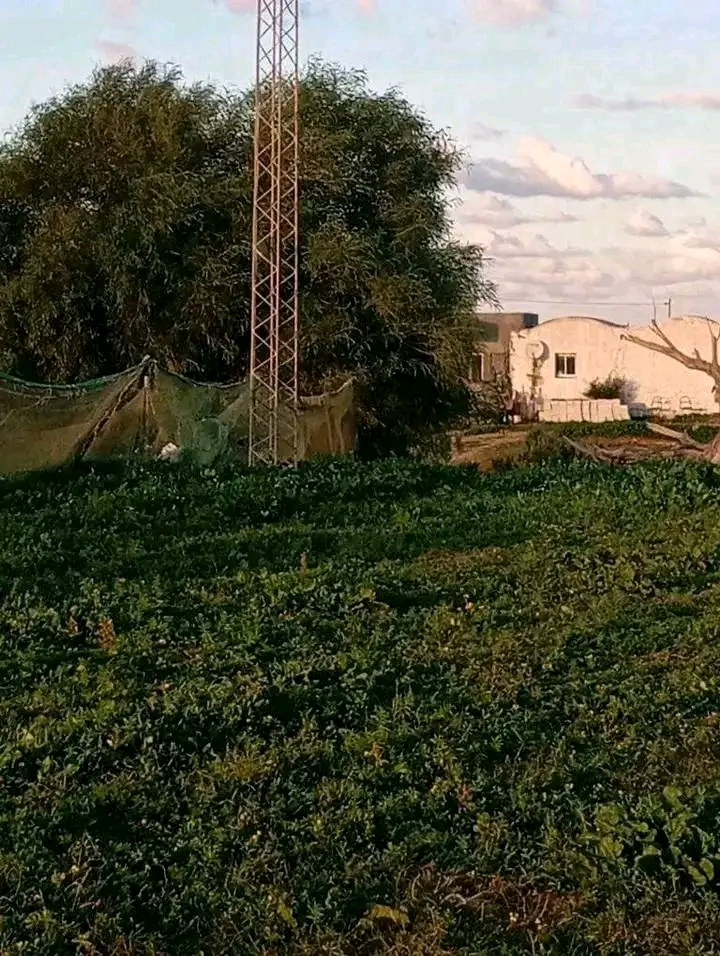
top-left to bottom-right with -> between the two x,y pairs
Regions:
555,353 -> 576,377
470,352 -> 485,383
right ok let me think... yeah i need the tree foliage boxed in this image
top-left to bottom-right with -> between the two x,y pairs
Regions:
0,59 -> 497,455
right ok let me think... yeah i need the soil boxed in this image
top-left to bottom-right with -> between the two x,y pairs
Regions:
451,429 -> 682,470
451,429 -> 529,470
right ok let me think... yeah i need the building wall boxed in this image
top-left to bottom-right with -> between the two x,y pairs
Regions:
510,315 -> 719,417
475,312 -> 538,382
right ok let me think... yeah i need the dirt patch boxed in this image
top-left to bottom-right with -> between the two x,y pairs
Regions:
589,435 -> 671,451
451,430 -> 528,470
588,435 -> 680,459
580,433 -> 707,462
451,429 -> 681,470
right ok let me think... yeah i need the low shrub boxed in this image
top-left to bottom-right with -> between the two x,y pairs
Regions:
584,375 -> 627,400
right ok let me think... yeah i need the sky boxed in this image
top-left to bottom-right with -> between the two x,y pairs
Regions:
1,0 -> 720,325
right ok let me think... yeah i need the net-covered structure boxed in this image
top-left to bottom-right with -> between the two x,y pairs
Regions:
0,358 -> 355,476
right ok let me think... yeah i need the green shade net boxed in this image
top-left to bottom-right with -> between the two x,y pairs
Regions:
0,359 -> 355,475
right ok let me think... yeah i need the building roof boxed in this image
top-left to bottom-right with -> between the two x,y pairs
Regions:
538,315 -> 629,329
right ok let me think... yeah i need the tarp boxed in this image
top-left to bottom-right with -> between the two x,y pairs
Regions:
0,358 -> 355,475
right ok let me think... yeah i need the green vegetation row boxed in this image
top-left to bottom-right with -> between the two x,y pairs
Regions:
465,419 -> 720,443
4,457 -> 720,954
556,418 -> 720,443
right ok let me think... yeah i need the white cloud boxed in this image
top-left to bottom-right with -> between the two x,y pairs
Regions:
628,249 -> 720,285
665,91 -> 720,109
220,0 -> 255,12
470,226 -> 620,300
573,91 -> 720,111
474,227 -> 720,303
572,93 -> 662,111
680,231 -> 720,252
457,194 -> 529,228
624,208 -> 668,237
494,252 -> 620,295
613,234 -> 720,286
95,40 -> 138,63
106,0 -> 134,17
474,0 -> 558,26
662,281 -> 719,299
470,121 -> 505,141
455,191 -> 579,228
517,137 -> 600,196
223,0 -> 373,12
467,136 -> 697,199
481,229 -> 586,258
476,224 -> 720,316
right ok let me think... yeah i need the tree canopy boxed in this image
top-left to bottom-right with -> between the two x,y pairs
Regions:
0,59 -> 497,454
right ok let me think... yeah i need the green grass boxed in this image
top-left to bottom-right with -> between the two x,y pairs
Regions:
4,457 -> 720,954
530,420 -> 720,444
462,419 -> 720,445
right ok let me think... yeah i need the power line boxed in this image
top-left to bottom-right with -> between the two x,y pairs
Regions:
501,298 -> 651,307
501,296 -> 719,307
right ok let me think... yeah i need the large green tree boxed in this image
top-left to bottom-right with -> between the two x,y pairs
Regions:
0,59 -> 497,455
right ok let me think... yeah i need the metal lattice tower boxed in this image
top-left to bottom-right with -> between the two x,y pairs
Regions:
248,0 -> 300,466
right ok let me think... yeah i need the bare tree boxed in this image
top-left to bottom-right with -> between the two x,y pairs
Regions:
623,318 -> 720,398
622,318 -> 720,462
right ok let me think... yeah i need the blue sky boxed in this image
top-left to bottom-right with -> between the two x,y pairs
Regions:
2,0 -> 720,324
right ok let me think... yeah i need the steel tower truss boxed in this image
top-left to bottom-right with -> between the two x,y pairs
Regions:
249,0 -> 300,466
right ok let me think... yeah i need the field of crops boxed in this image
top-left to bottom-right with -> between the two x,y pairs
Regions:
4,456 -> 720,954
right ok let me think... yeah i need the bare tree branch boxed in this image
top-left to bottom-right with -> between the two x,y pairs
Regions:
622,320 -> 720,386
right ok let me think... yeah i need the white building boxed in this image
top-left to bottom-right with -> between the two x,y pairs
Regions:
510,314 -> 720,421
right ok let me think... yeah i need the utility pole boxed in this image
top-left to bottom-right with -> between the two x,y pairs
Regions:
664,297 -> 672,319
248,0 -> 300,466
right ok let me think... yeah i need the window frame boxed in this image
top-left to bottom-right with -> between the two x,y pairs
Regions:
555,353 -> 576,378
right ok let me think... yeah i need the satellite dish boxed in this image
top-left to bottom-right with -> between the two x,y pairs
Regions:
526,341 -> 545,360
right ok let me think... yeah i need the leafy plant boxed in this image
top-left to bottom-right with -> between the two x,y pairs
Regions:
584,375 -> 627,400
4,456 -> 720,952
